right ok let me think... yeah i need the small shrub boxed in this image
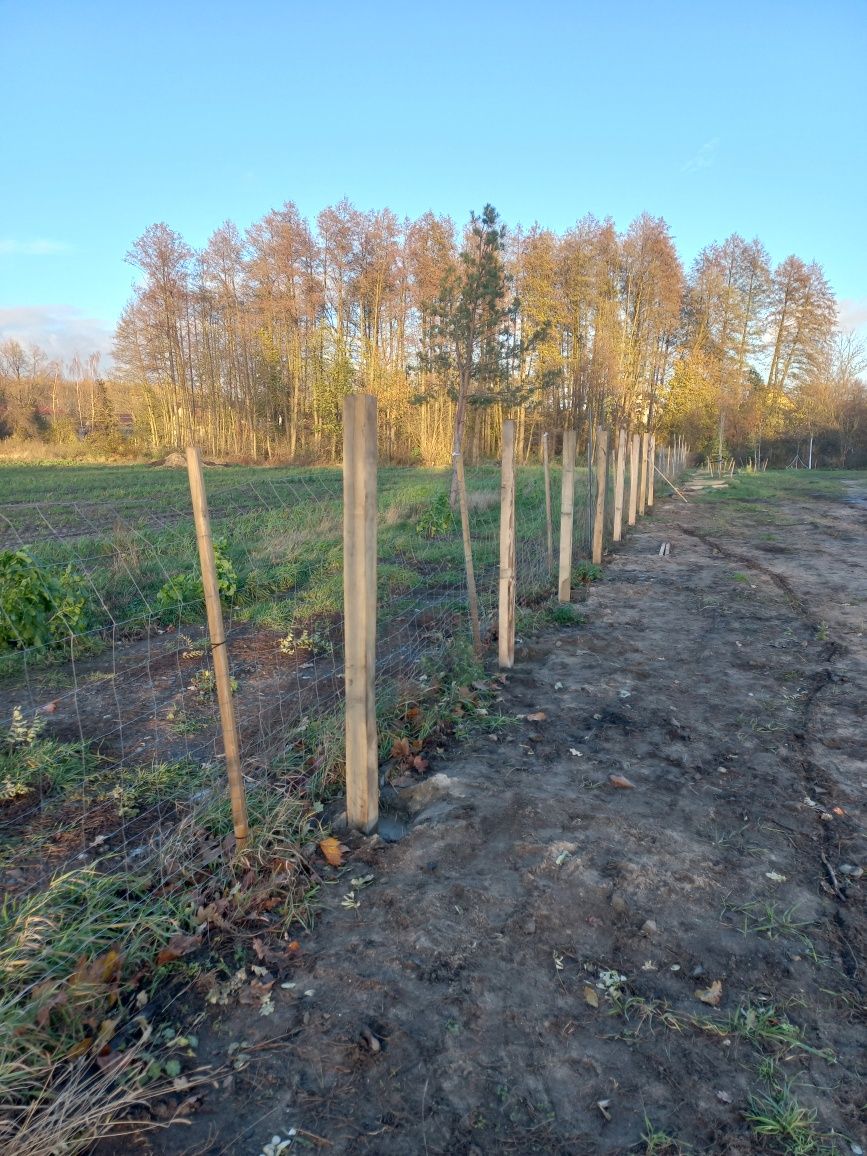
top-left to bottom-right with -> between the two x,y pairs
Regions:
415,493 -> 455,539
0,548 -> 89,650
156,538 -> 237,619
279,627 -> 332,657
572,561 -> 603,585
545,604 -> 586,626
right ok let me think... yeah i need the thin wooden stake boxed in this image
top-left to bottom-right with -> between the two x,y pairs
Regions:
654,463 -> 690,503
592,428 -> 609,565
628,432 -> 640,527
558,429 -> 577,602
454,451 -> 482,655
186,446 -> 249,851
647,433 -> 656,508
498,419 -> 516,669
612,428 -> 626,542
542,432 -> 554,575
343,394 -> 378,833
638,431 -> 649,515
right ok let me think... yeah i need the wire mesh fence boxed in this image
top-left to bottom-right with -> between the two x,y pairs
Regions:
0,423 -> 679,1151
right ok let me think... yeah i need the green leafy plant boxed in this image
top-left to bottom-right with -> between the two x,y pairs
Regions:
155,539 -> 237,619
415,492 -> 455,539
1,707 -> 93,803
572,561 -> 603,585
0,548 -> 89,651
279,627 -> 332,657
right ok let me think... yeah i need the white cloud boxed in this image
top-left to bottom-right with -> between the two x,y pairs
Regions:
0,305 -> 113,366
0,238 -> 71,255
838,297 -> 867,335
681,137 -> 719,175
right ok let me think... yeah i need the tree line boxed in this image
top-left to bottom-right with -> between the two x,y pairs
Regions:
2,200 -> 865,467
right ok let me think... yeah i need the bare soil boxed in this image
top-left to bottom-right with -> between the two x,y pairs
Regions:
107,482 -> 866,1155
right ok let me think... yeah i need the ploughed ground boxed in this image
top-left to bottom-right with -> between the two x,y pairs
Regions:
112,479 -> 866,1155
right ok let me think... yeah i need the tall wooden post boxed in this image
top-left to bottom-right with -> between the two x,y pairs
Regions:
557,429 -> 577,602
628,432 -> 640,527
542,432 -> 554,576
454,451 -> 482,655
498,420 -> 516,669
638,431 -> 649,515
592,428 -> 609,565
343,394 -> 378,833
612,427 -> 626,542
186,447 -> 249,851
647,433 -> 656,508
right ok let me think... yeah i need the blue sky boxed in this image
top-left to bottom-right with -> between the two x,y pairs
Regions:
1,0 -> 865,365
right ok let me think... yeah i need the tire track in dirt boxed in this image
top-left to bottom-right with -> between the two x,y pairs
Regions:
674,523 -> 864,985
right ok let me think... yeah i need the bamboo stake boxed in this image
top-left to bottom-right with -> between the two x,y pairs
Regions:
186,447 -> 249,850
454,451 -> 482,655
638,431 -> 649,515
628,432 -> 640,527
592,428 -> 609,564
557,429 -> 577,602
542,431 -> 554,575
647,433 -> 656,508
654,463 -> 690,503
612,427 -> 626,542
498,419 -> 516,669
343,394 -> 378,833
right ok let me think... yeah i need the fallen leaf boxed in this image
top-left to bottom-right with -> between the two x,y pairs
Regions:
832,806 -> 845,816
526,711 -> 547,722
765,871 -> 787,883
412,754 -> 429,773
583,986 -> 599,1008
596,1099 -> 611,1121
716,1090 -> 733,1104
156,933 -> 202,967
65,1037 -> 93,1060
695,980 -> 723,1006
319,836 -> 343,867
609,774 -> 635,790
40,701 -> 58,713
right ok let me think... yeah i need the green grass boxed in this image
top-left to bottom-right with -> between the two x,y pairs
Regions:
0,462 -> 583,672
745,1064 -> 838,1155
693,468 -> 866,505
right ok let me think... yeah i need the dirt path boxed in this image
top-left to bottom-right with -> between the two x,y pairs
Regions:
128,483 -> 866,1156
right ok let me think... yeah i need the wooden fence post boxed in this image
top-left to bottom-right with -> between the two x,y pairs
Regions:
454,451 -> 482,655
498,419 -> 516,669
557,429 -> 577,602
542,432 -> 554,575
612,427 -> 626,542
647,433 -> 656,509
592,428 -> 609,565
186,447 -> 249,851
343,394 -> 378,833
628,432 -> 640,527
638,431 -> 649,515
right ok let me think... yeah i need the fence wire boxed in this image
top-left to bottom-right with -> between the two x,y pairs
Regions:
0,440 -> 651,1151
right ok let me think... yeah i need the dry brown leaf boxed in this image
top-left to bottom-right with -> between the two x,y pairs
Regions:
65,1037 -> 93,1060
156,933 -> 202,967
583,986 -> 599,1008
412,754 -> 429,773
695,979 -> 723,1006
526,711 -> 547,722
609,774 -> 636,790
319,836 -> 343,867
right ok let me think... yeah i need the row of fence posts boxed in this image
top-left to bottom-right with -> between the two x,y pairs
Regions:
182,400 -> 690,842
